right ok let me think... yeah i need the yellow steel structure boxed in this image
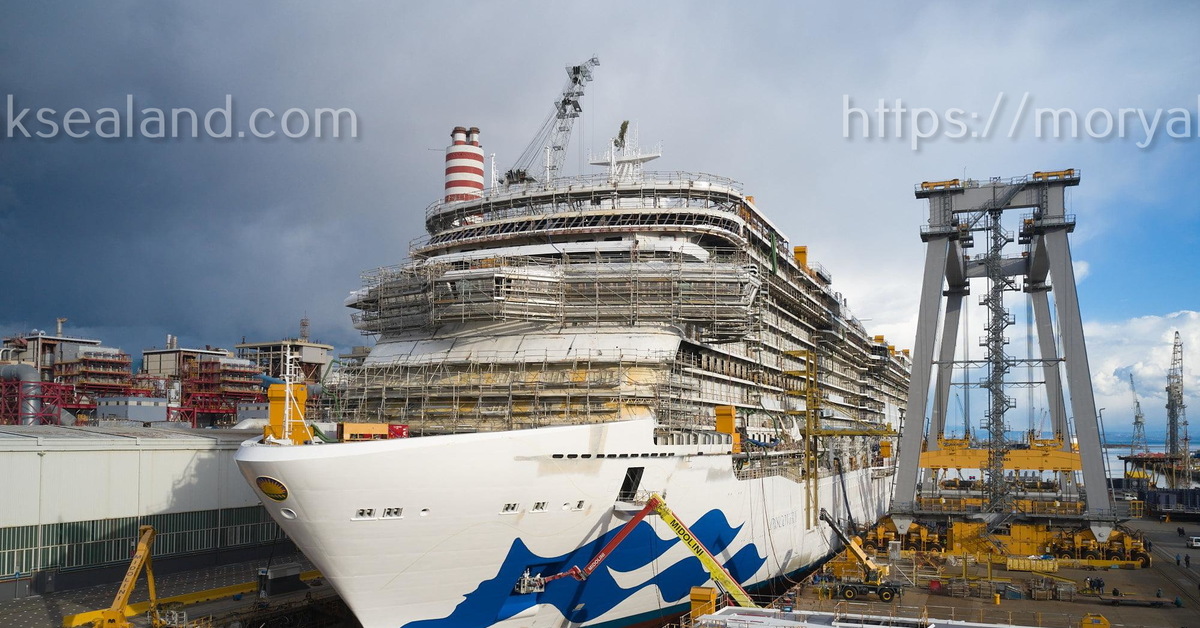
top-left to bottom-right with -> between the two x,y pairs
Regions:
919,433 -> 1081,473
651,494 -> 757,608
64,569 -> 324,628
689,586 -> 719,618
788,349 -> 821,530
263,383 -> 313,444
715,405 -> 740,454
72,525 -> 159,628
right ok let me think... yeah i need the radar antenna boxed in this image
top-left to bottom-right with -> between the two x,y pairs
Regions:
503,56 -> 599,185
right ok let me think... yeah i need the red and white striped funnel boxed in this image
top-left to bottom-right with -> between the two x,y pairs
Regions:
445,126 -> 484,202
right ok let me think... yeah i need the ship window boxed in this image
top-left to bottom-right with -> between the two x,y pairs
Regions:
532,502 -> 548,512
552,454 -> 564,459
618,467 -> 644,502
382,507 -> 403,519
353,508 -> 376,520
567,454 -> 578,459
574,500 -> 585,511
501,503 -> 519,514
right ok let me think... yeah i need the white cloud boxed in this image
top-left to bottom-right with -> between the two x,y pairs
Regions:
1086,310 -> 1200,432
1073,260 -> 1090,282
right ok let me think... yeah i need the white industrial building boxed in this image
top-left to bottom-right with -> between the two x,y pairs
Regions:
0,425 -> 284,599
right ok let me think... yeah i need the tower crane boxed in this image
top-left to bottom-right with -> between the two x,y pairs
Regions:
1129,373 -> 1148,455
1166,331 -> 1188,458
503,56 -> 599,185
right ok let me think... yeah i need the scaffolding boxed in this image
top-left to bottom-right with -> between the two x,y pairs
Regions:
52,347 -> 133,398
335,348 -> 675,435
180,358 -> 265,425
332,166 -> 910,467
351,248 -> 760,341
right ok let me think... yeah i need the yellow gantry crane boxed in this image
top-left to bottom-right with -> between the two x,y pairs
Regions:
515,493 -> 757,608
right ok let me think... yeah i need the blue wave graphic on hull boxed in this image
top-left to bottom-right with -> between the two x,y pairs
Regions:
408,509 -> 766,627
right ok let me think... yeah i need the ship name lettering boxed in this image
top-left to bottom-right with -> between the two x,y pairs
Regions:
769,511 -> 798,530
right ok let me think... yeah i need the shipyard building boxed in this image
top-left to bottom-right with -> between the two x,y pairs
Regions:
0,424 -> 284,601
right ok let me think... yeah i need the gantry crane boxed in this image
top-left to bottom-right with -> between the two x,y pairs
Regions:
503,56 -> 599,185
891,170 -> 1117,549
514,493 -> 756,608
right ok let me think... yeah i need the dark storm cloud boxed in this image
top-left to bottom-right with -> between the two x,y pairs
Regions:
0,3 -> 451,352
0,2 -> 781,354
1,2 -> 1198,429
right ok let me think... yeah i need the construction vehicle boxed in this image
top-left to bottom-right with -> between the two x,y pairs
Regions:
860,518 -> 942,553
818,508 -> 901,602
514,493 -> 757,608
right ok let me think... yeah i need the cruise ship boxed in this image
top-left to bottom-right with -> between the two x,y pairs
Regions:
236,60 -> 910,628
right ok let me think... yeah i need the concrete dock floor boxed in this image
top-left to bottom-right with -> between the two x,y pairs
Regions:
7,518 -> 1200,628
0,552 -> 317,628
785,518 -> 1200,627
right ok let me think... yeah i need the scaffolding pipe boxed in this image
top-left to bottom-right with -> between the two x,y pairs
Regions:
1,364 -> 42,425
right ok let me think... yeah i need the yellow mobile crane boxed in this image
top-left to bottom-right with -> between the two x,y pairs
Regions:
88,525 -> 163,628
818,508 -> 901,602
515,493 -> 757,608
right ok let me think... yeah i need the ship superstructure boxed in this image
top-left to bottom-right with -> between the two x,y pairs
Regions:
340,127 -> 907,444
237,61 -> 909,628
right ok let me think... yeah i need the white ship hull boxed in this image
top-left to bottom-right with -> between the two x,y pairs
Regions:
236,419 -> 894,628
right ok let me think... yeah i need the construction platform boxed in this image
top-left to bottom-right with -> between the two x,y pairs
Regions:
0,552 -> 355,628
709,517 -> 1200,628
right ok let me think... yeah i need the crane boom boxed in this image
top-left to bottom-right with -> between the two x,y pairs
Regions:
504,56 -> 598,185
515,493 -> 756,607
818,508 -> 885,581
90,525 -> 158,627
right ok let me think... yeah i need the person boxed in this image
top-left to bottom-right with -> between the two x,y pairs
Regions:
1177,553 -> 1182,566
1146,539 -> 1153,551
1112,587 -> 1120,597
1175,595 -> 1184,608
1187,554 -> 1192,568
1156,587 -> 1163,598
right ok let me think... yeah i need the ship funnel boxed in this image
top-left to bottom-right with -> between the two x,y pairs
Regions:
445,125 -> 484,202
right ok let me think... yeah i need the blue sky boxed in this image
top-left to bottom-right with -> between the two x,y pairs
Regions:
0,2 -> 1196,431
